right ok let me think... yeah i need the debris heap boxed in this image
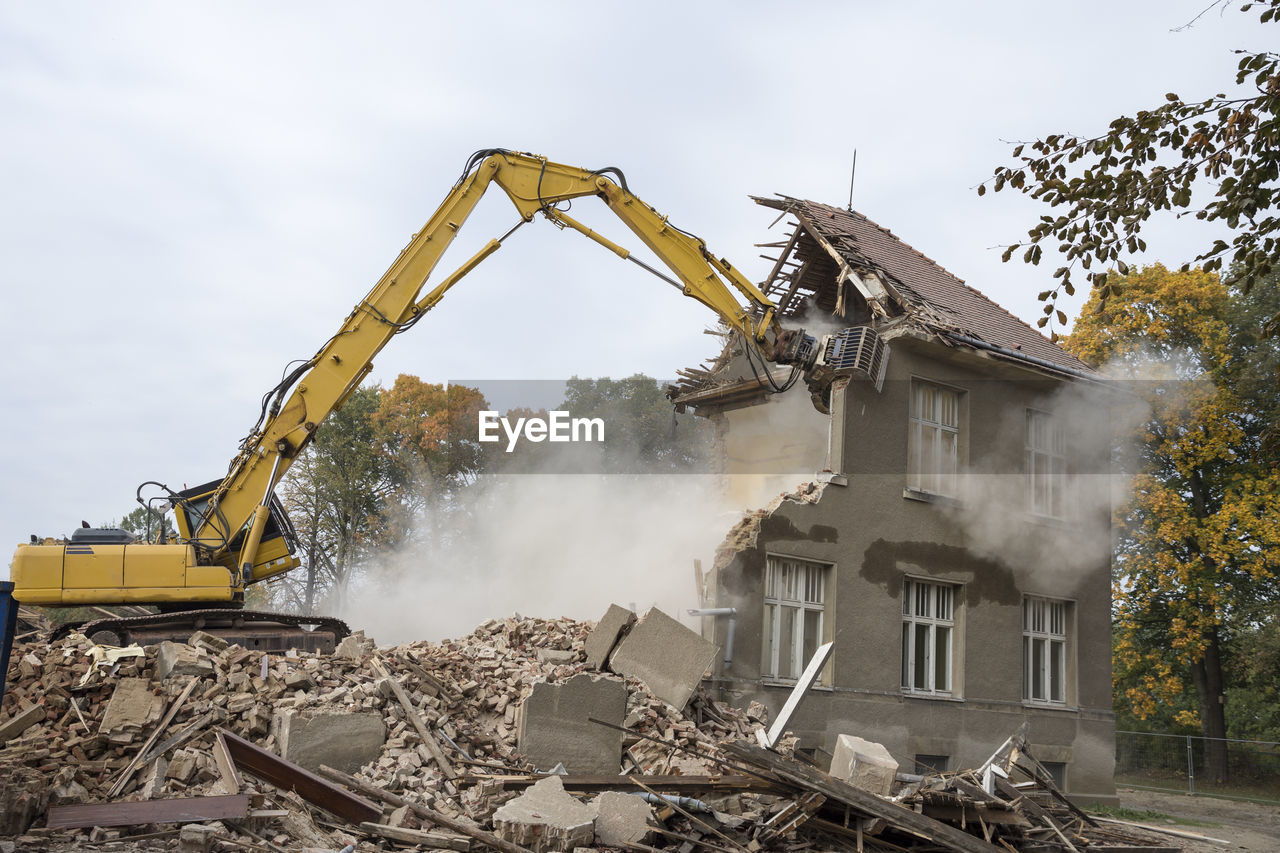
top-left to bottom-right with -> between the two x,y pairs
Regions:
1,608 -> 1178,852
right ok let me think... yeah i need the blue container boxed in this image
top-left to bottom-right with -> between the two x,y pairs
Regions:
0,581 -> 17,709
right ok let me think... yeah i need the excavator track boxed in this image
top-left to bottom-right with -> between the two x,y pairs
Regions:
52,609 -> 350,654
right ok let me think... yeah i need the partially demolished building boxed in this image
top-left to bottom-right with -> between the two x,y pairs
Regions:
675,197 -> 1117,804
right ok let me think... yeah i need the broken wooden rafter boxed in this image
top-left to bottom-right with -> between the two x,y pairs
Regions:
217,728 -> 380,825
722,742 -> 1005,853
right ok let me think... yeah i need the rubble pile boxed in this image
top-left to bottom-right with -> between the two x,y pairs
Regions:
1,608 -> 1178,852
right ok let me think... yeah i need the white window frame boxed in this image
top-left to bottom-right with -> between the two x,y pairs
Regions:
1026,409 -> 1067,518
763,555 -> 829,682
1023,596 -> 1069,705
901,578 -> 956,696
909,380 -> 961,496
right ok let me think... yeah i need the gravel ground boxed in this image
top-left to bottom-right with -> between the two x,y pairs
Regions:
1112,786 -> 1280,852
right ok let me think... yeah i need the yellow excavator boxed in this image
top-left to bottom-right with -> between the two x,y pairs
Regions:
7,149 -> 886,649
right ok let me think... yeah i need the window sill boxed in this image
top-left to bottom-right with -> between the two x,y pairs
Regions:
901,690 -> 965,703
902,488 -> 962,507
1022,700 -> 1078,713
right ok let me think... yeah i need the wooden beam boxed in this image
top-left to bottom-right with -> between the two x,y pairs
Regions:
722,742 -> 1005,853
47,794 -> 249,829
218,729 -> 380,825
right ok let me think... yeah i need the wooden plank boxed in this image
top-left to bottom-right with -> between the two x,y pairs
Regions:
218,728 -> 380,825
360,821 -> 471,850
375,667 -> 457,779
140,710 -> 215,764
319,763 -> 533,853
212,730 -> 243,795
107,676 -> 199,797
722,742 -> 1005,853
467,773 -> 771,792
46,794 -> 249,829
0,704 -> 45,744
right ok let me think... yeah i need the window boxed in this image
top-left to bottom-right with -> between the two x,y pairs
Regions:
1023,596 -> 1068,704
1026,409 -> 1066,517
914,754 -> 949,774
909,381 -> 960,496
1041,761 -> 1068,790
764,556 -> 828,681
901,579 -> 955,695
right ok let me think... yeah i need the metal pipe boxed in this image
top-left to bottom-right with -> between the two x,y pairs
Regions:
688,608 -> 737,670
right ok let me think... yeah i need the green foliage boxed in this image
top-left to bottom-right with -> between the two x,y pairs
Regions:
110,505 -> 176,542
985,0 -> 1280,337
1224,612 -> 1280,741
558,375 -> 714,473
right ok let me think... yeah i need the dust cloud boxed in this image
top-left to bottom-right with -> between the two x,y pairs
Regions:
943,364 -> 1153,595
338,465 -> 753,646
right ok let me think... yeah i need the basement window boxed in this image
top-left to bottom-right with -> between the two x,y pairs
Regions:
914,754 -> 949,774
763,555 -> 830,683
1041,761 -> 1068,791
1023,596 -> 1070,705
901,578 -> 957,696
908,380 -> 961,496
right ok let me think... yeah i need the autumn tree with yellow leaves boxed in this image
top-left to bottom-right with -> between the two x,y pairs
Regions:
1066,264 -> 1280,782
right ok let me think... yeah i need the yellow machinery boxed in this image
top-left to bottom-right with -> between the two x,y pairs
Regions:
9,149 -> 881,634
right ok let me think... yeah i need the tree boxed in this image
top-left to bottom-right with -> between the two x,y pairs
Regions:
1066,264 -> 1280,782
984,0 -> 1280,337
371,375 -> 488,547
111,505 -> 175,541
558,375 -> 714,473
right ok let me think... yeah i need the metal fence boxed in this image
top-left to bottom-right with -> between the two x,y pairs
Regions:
1115,729 -> 1280,803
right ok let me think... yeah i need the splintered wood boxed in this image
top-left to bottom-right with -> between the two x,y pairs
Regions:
1,615 -> 1172,852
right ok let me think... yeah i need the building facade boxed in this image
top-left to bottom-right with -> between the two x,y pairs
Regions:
677,198 -> 1117,803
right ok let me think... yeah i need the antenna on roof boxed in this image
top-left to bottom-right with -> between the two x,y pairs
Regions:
847,149 -> 857,212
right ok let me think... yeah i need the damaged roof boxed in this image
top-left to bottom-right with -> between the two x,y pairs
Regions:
753,195 -> 1093,376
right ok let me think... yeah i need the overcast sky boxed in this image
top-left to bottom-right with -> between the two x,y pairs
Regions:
0,1 -> 1261,548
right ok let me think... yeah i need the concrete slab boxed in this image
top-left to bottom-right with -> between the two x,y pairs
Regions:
607,608 -> 717,709
830,733 -> 899,796
276,709 -> 386,774
99,677 -> 162,737
518,674 -> 625,774
492,775 -> 595,852
591,791 -> 652,846
584,604 -> 635,671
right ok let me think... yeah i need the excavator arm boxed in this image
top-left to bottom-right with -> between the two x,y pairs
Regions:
13,149 -> 884,609
194,150 -> 815,583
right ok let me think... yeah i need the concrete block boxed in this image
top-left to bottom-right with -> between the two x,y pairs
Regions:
607,608 -> 717,709
493,776 -> 595,852
829,734 -> 899,796
584,604 -> 635,670
276,709 -> 386,773
518,674 -> 625,774
99,677 -> 162,737
155,641 -> 214,680
591,791 -> 652,846
335,631 -> 374,663
535,648 -> 577,665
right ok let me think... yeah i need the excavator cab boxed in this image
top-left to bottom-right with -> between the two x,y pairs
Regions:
171,479 -> 301,583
